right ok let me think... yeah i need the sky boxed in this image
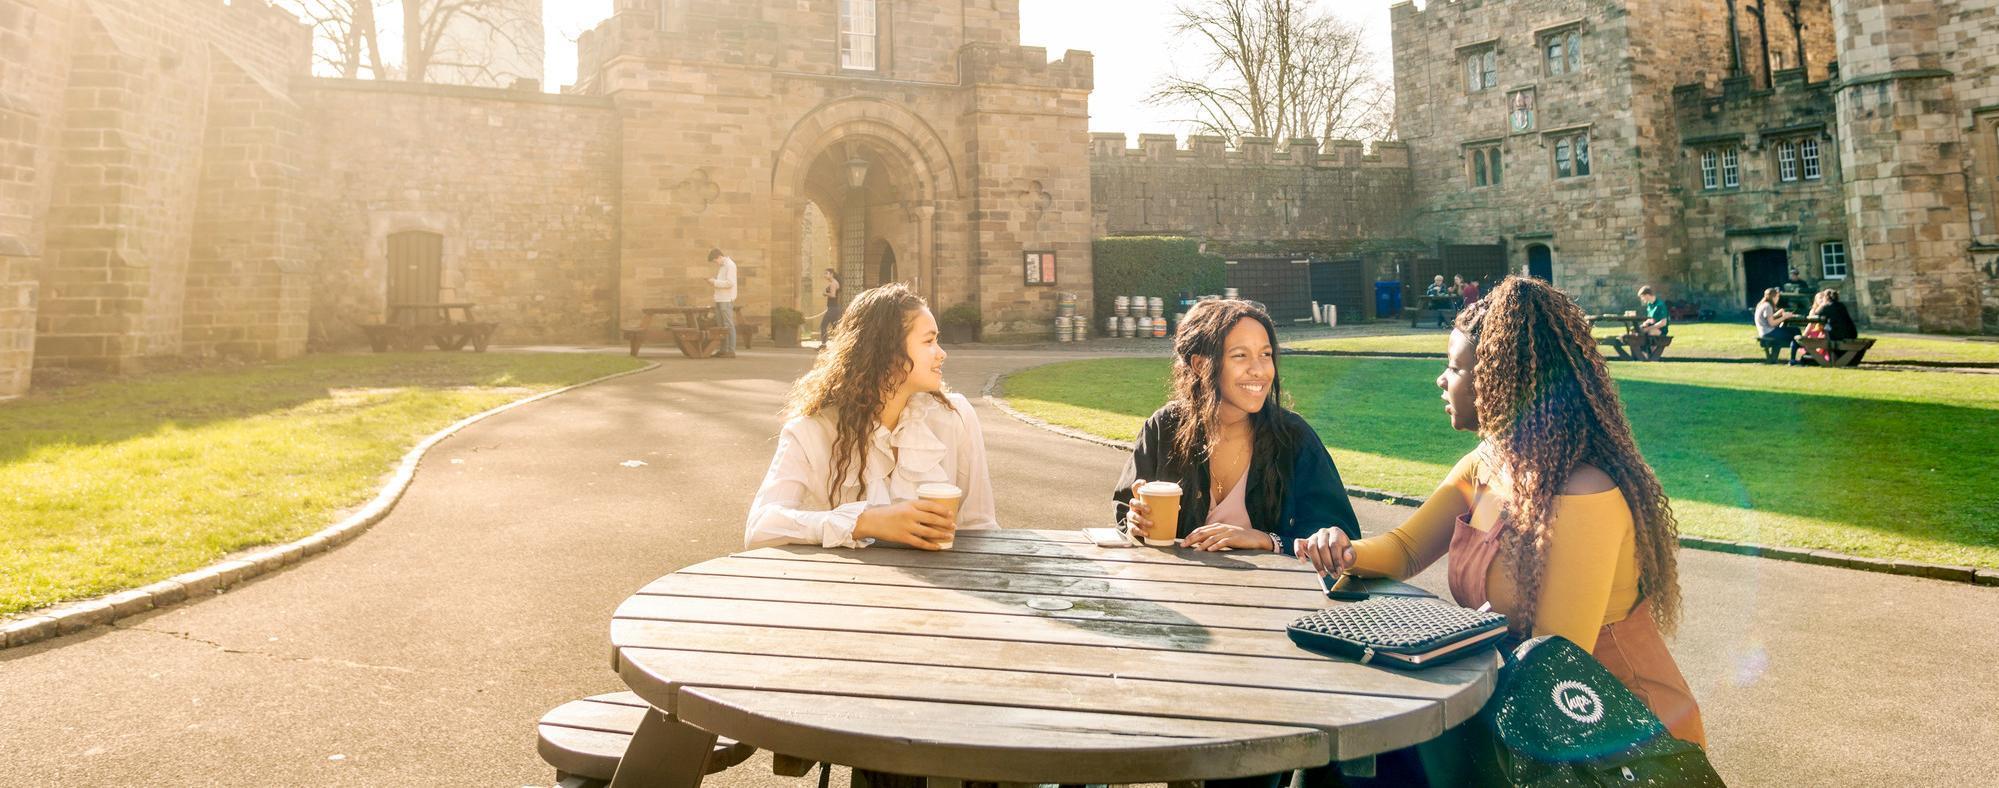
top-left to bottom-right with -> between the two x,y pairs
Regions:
542,1 -> 1401,141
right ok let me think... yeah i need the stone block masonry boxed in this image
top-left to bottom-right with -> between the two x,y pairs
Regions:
1090,133 -> 1413,243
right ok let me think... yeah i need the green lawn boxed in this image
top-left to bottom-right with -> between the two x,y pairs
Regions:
1003,357 -> 1999,569
1288,322 -> 1999,367
1,353 -> 646,616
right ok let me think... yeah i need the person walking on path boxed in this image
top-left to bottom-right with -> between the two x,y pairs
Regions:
708,248 -> 739,358
819,268 -> 845,347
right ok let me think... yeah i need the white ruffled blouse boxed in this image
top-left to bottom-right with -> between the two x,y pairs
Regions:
744,392 -> 999,549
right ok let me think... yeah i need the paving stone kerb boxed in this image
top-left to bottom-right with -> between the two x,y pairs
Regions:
984,371 -> 1995,588
0,361 -> 661,651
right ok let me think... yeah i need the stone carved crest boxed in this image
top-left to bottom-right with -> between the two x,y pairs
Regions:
671,168 -> 722,213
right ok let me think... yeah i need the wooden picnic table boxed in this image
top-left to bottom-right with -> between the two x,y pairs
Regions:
625,306 -> 752,358
605,529 -> 1497,787
1587,313 -> 1672,361
1405,294 -> 1460,328
361,302 -> 496,352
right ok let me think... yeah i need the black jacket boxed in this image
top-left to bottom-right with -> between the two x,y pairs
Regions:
1816,301 -> 1858,342
1112,406 -> 1361,553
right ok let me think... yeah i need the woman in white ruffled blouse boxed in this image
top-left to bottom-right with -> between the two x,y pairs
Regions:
745,283 -> 999,549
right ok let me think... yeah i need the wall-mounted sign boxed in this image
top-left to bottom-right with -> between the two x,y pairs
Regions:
1024,251 -> 1057,285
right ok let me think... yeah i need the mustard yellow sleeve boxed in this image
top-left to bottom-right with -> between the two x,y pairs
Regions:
1527,493 -> 1633,653
1349,452 -> 1479,580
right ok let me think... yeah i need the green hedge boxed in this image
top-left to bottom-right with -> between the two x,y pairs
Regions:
1091,237 -> 1227,330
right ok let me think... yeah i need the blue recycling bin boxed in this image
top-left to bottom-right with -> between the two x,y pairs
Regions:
1374,281 -> 1403,320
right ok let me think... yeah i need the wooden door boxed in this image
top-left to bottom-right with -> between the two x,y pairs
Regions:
388,231 -> 443,324
1743,249 -> 1789,308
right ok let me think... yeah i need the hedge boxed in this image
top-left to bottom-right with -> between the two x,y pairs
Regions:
1091,237 -> 1227,330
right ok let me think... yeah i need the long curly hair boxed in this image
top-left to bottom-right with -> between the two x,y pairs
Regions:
1165,299 -> 1296,520
1455,277 -> 1683,634
784,283 -> 951,502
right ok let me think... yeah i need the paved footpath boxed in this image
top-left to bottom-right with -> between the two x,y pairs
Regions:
1,347 -> 1992,786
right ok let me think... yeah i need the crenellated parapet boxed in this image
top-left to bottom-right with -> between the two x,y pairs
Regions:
1087,132 -> 1410,169
962,44 -> 1093,91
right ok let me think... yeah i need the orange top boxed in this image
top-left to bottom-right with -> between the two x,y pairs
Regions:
1350,451 -> 1640,651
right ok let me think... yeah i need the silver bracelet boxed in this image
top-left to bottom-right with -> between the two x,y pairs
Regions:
1266,530 -> 1284,553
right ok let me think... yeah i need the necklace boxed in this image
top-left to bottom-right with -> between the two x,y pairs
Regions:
1209,426 -> 1252,500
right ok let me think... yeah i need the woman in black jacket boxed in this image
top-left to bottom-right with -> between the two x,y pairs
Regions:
1811,288 -> 1858,341
1113,299 -> 1360,553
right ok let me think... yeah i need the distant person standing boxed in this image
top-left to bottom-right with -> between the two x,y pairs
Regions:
708,248 -> 738,358
819,268 -> 844,346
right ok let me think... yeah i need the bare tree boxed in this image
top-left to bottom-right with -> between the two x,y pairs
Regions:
1148,0 -> 1393,143
280,0 -> 540,86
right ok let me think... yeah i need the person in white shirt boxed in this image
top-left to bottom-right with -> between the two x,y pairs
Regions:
1753,287 -> 1800,364
745,282 -> 998,549
707,248 -> 738,358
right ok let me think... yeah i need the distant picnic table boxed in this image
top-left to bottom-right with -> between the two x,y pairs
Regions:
624,306 -> 752,359
360,302 -> 496,353
1589,313 -> 1672,361
600,529 -> 1495,787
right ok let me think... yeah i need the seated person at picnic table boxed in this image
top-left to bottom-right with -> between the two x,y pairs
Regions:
744,283 -> 997,550
1754,287 -> 1801,363
1425,275 -> 1453,326
1113,299 -> 1361,553
1459,274 -> 1482,307
1294,277 -> 1706,747
1797,288 -> 1860,365
1636,285 -> 1670,336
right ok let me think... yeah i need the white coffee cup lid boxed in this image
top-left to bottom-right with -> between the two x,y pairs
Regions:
1138,480 -> 1182,496
917,482 -> 963,498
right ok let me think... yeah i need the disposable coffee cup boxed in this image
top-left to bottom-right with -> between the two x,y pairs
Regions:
1136,481 -> 1183,546
917,482 -> 963,549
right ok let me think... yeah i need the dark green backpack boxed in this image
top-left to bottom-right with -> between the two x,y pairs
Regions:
1423,635 -> 1726,787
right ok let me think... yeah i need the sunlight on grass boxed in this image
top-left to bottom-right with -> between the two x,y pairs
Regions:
1003,356 -> 1999,568
0,353 -> 645,616
1289,322 -> 1999,366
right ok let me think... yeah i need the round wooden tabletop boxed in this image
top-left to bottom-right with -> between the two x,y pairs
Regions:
611,529 -> 1496,784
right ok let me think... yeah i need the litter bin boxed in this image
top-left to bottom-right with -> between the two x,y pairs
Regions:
1374,281 -> 1403,320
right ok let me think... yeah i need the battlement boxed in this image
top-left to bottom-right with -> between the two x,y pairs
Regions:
962,44 -> 1093,91
1089,133 -> 1409,168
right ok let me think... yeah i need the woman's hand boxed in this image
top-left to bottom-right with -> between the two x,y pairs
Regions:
854,500 -> 957,550
1293,527 -> 1357,576
1183,523 -> 1273,552
1122,479 -> 1156,537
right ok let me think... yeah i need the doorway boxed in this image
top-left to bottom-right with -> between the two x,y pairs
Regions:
1527,244 -> 1553,281
1743,249 -> 1789,308
387,230 -> 442,323
875,242 -> 898,287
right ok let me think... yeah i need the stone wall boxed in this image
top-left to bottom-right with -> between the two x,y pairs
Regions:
1673,70 -> 1849,312
1089,133 -> 1413,243
0,0 -> 76,397
300,79 -> 622,346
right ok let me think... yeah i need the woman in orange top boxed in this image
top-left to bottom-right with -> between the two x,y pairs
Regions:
1294,276 -> 1706,746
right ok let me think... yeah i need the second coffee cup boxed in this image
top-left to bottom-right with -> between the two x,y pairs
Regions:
1136,480 -> 1183,546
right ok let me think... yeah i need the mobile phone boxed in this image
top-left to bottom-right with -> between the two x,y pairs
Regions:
1322,572 -> 1369,601
1083,527 -> 1138,548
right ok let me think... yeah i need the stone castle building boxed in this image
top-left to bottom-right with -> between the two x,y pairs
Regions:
1391,0 -> 1999,332
4,0 -> 1996,398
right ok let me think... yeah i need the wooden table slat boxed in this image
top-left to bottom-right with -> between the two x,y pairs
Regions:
610,619 -> 1493,718
676,687 -> 1329,784
758,535 -> 1319,573
620,648 -> 1437,760
731,547 -> 1319,589
669,556 -> 1333,610
543,699 -> 649,735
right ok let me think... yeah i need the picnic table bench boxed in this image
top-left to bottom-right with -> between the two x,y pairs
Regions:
537,692 -> 755,788
624,306 -> 754,359
1757,315 -> 1825,363
1794,336 -> 1876,367
360,303 -> 497,353
1404,295 -> 1460,328
598,529 -> 1495,788
1590,314 -> 1672,361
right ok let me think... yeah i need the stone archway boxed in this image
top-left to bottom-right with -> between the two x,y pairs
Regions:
769,98 -> 961,311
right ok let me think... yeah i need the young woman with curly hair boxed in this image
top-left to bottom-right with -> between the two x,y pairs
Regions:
745,283 -> 997,549
1113,299 -> 1360,553
1295,276 -> 1705,746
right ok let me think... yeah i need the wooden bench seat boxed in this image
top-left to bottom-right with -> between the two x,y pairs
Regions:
1794,336 -> 1876,367
1598,333 -> 1672,361
537,692 -> 755,788
358,321 -> 497,353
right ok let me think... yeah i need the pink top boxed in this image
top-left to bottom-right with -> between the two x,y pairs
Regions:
1206,472 -> 1250,526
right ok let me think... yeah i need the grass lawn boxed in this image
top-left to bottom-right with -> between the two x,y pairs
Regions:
1288,321 -> 1999,367
1,352 -> 646,616
1003,356 -> 1999,569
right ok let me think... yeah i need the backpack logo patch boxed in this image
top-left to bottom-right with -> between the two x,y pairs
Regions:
1552,680 -> 1604,724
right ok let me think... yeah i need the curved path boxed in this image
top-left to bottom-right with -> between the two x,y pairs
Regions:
0,346 -> 1991,786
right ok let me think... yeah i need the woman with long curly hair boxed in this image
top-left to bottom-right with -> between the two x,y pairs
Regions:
745,283 -> 996,549
1296,276 -> 1704,745
1113,299 -> 1360,553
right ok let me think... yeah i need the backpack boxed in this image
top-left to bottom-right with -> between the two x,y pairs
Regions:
1424,635 -> 1726,787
